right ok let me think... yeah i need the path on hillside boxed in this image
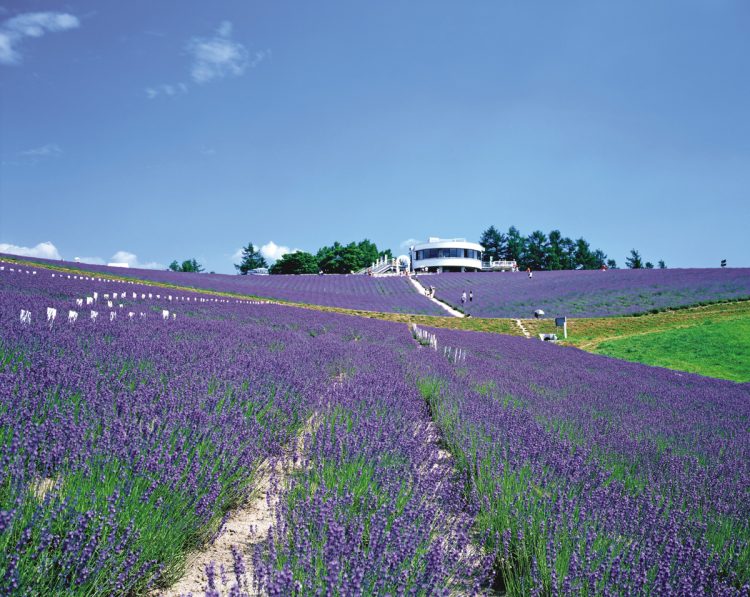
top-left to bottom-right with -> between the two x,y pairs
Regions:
514,319 -> 531,338
158,418 -> 316,596
407,276 -> 465,318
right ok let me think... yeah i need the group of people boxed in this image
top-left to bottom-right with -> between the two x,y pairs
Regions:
460,290 -> 474,305
424,285 -> 436,298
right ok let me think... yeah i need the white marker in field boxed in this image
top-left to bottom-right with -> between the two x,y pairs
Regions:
20,309 -> 31,324
68,310 -> 78,323
128,312 -> 134,319
93,292 -> 98,301
47,307 -> 57,324
76,298 -> 83,307
110,312 -> 116,321
91,311 -> 98,322
162,309 -> 169,321
172,313 -> 176,320
86,297 -> 93,306
107,301 -> 113,308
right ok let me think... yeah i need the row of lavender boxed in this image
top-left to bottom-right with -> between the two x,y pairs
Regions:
0,270 -> 483,594
425,268 -> 750,318
1,255 -> 444,316
249,341 -> 490,594
415,327 -> 750,593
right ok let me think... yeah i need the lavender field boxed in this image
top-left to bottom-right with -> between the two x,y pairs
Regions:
1,255 -> 443,316
426,268 -> 750,318
1,265 -> 749,594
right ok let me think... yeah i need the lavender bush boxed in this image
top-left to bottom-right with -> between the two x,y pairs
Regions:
415,326 -> 750,594
426,268 -> 750,318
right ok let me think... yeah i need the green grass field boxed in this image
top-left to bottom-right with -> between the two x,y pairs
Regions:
594,317 -> 750,382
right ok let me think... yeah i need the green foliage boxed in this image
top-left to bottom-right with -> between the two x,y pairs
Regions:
169,259 -> 204,273
503,226 -> 526,264
625,249 -> 643,269
523,230 -> 549,270
480,225 -> 507,262
235,242 -> 268,275
482,225 -> 607,271
269,251 -> 319,275
316,239 -> 389,274
658,260 -> 667,269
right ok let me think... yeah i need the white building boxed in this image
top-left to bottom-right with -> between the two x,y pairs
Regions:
410,237 -> 484,273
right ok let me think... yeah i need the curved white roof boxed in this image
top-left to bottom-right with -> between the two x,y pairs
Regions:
412,238 -> 484,251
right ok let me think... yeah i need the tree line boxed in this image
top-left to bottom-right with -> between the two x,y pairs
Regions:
234,239 -> 392,275
167,230 -> 665,275
480,225 -> 665,270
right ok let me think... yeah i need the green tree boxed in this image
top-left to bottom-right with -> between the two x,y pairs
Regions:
645,261 -> 654,269
479,225 -> 507,262
504,226 -> 526,266
524,230 -> 549,270
625,249 -> 644,269
658,260 -> 667,269
269,251 -> 319,275
606,258 -> 618,269
169,259 -> 204,272
546,230 -> 565,270
316,240 -> 390,273
235,243 -> 268,275
560,237 -> 577,270
574,238 -> 599,269
592,249 -> 608,269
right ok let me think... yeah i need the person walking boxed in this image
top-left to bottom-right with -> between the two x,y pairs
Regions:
527,267 -> 533,279
461,291 -> 467,305
469,290 -> 473,302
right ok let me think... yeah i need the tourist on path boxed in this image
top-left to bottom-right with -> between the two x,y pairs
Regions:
461,291 -> 467,305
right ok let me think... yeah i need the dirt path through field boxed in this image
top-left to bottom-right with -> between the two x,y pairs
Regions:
158,419 -> 315,596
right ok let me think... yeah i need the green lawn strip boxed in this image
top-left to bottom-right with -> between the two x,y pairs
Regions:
593,317 -> 750,382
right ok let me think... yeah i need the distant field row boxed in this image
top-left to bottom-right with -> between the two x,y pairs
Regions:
4,256 -> 749,382
7,255 -> 750,319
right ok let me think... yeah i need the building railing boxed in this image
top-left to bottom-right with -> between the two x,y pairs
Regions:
482,259 -> 518,271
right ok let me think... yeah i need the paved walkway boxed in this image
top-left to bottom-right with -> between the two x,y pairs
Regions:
407,276 -> 465,318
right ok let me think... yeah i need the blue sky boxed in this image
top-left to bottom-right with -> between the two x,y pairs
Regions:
1,1 -> 748,272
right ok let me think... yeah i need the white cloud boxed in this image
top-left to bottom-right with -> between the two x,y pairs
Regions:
19,143 -> 61,157
400,238 -> 421,248
110,250 -> 164,270
260,241 -> 299,263
0,12 -> 80,65
230,247 -> 244,263
187,21 -> 249,84
0,240 -> 61,260
144,82 -> 188,99
75,255 -> 105,265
